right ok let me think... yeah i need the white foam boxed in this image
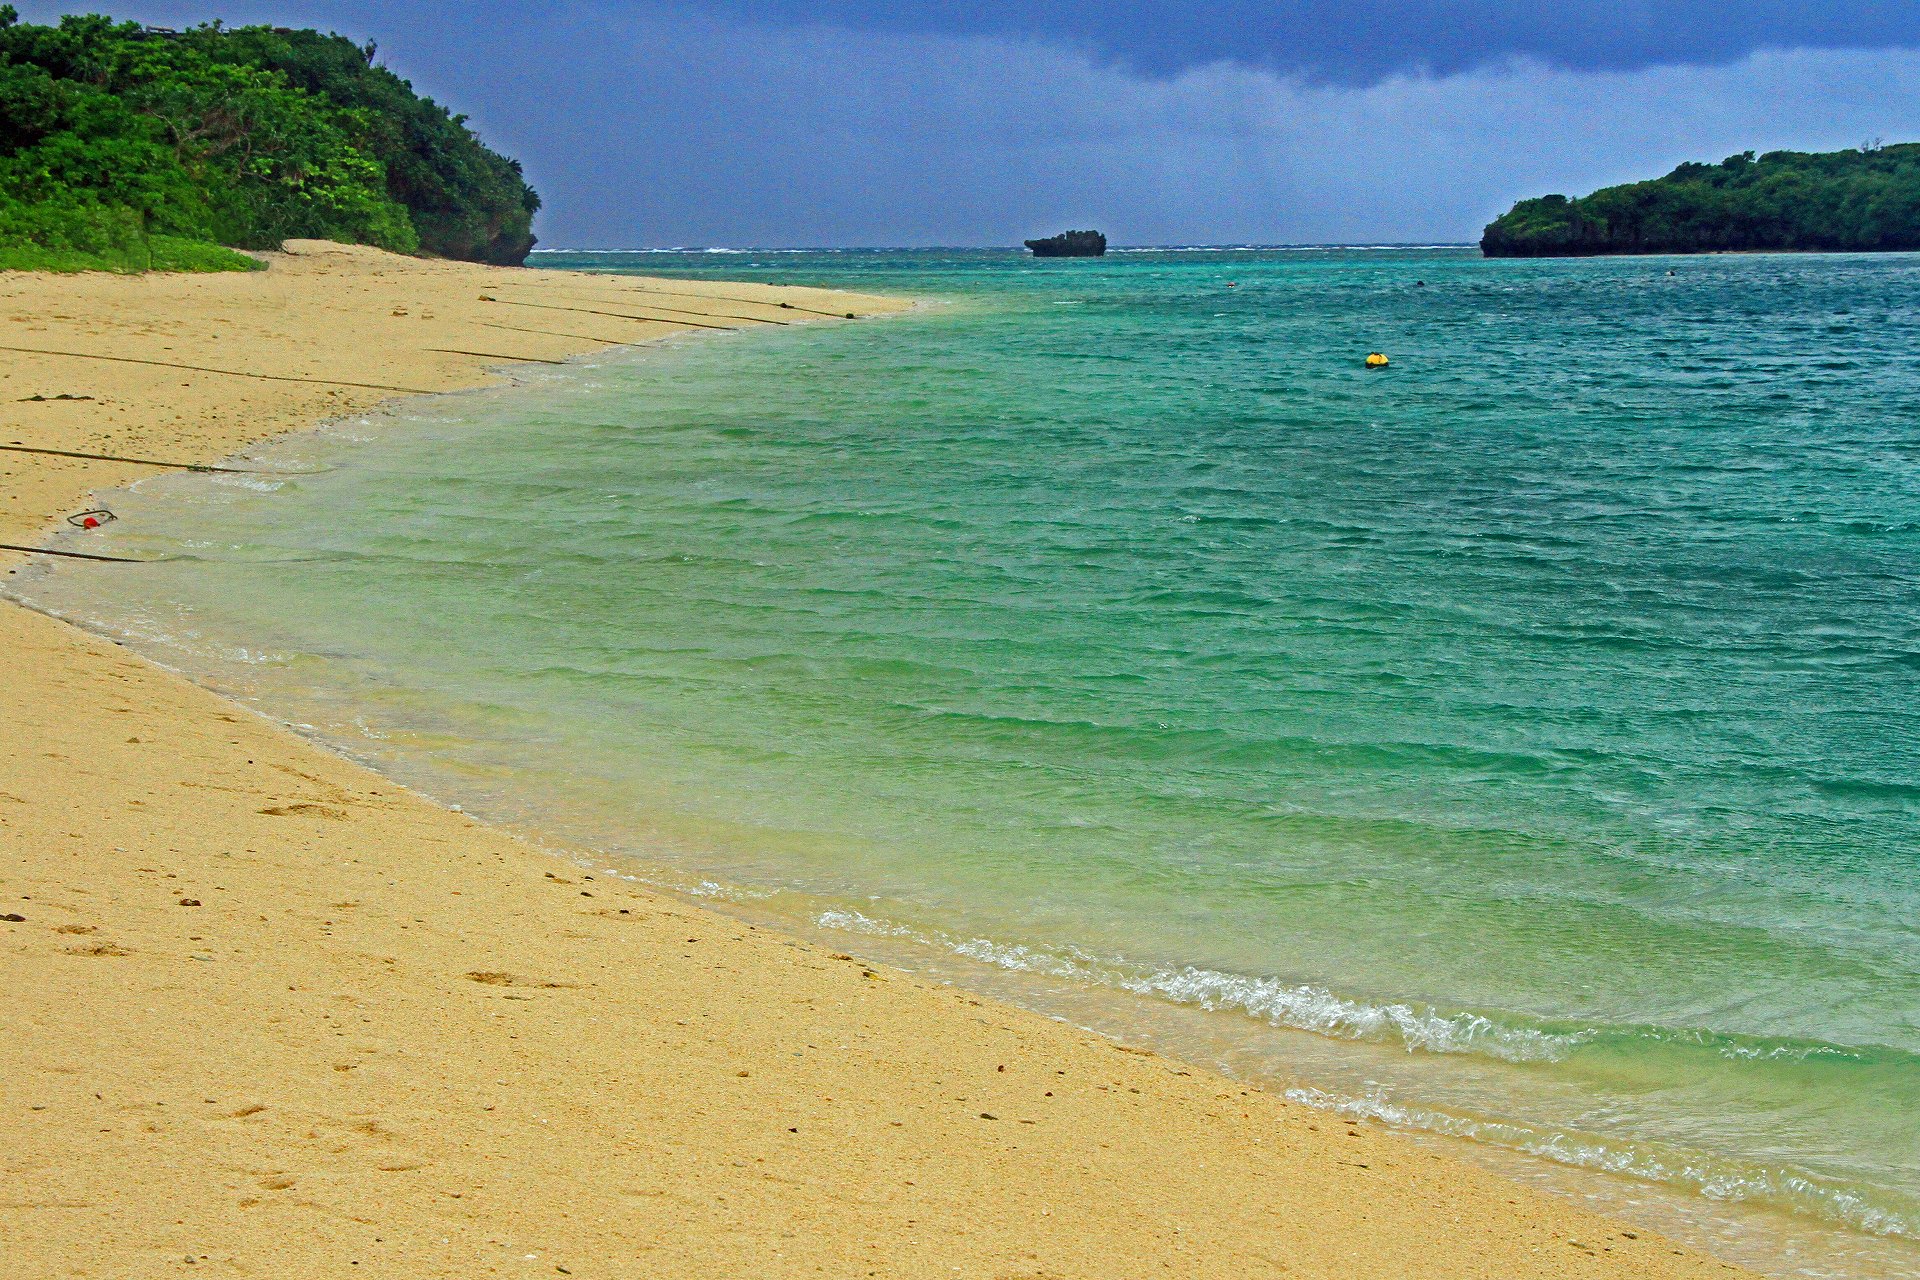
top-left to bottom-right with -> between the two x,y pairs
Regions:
209,475 -> 286,493
1283,1086 -> 1917,1239
1114,965 -> 1585,1062
683,878 -> 774,901
811,908 -> 1583,1063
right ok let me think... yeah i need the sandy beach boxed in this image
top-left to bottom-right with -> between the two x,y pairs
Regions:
1,244 -> 1753,1278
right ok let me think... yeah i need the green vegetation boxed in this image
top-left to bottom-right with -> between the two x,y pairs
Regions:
0,7 -> 537,273
1482,144 -> 1920,257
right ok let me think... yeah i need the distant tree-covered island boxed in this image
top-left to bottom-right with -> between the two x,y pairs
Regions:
1482,144 -> 1920,257
0,8 -> 538,272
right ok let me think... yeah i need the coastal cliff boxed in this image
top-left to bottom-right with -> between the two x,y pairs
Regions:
1482,143 -> 1920,257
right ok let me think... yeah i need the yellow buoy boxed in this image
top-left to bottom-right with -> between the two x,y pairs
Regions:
1365,352 -> 1390,369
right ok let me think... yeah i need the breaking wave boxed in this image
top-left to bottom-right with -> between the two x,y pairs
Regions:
1284,1086 -> 1919,1239
814,904 -> 1920,1239
816,907 -> 1587,1063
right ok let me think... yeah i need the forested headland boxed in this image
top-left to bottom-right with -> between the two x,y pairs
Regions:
0,8 -> 538,272
1482,144 -> 1920,257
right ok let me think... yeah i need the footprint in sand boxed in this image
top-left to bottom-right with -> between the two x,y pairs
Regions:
64,941 -> 132,957
259,802 -> 347,819
462,971 -> 574,989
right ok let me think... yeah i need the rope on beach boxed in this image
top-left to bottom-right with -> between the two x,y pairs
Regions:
478,320 -> 638,346
0,443 -> 326,475
504,284 -> 858,320
590,299 -> 790,327
631,290 -> 853,320
483,299 -> 739,331
0,344 -> 439,394
0,541 -> 171,564
425,348 -> 571,366
490,291 -> 790,327
659,291 -> 853,319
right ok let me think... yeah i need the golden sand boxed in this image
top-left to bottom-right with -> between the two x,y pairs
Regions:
1,243 -> 1751,1277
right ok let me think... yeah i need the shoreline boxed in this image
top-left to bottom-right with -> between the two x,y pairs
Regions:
2,243 -> 1755,1277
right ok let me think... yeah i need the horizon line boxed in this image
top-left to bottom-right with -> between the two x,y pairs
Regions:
528,242 -> 1481,254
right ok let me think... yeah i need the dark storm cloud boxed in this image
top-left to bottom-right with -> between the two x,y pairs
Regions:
687,0 -> 1920,81
13,2 -> 1920,245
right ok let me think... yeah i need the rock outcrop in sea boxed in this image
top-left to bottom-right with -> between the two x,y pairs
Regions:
1024,230 -> 1107,257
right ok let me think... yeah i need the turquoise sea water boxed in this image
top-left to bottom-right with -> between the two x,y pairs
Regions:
17,247 -> 1920,1274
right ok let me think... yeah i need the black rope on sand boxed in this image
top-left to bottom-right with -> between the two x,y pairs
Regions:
500,293 -> 790,327
484,299 -> 738,331
0,443 -> 322,475
589,298 -> 789,327
426,348 -> 571,366
0,344 -> 438,394
667,292 -> 852,319
0,541 -> 171,564
639,291 -> 854,320
478,320 -> 637,347
503,283 -> 856,320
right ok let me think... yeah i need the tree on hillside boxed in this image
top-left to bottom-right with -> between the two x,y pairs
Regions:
1482,144 -> 1920,256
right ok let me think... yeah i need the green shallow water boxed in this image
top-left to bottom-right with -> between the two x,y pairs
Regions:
17,247 -> 1920,1273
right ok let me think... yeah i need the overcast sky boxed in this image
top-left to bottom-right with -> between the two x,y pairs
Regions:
18,2 -> 1920,246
